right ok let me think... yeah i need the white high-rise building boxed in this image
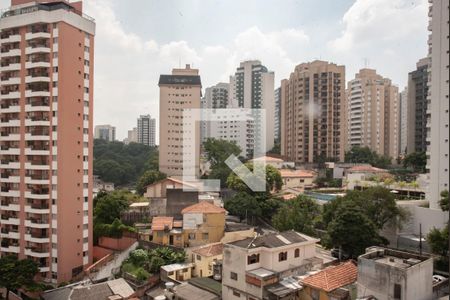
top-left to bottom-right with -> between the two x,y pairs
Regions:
94,125 -> 116,142
201,83 -> 229,144
137,115 -> 156,147
230,60 -> 275,154
399,88 -> 408,156
427,0 -> 449,209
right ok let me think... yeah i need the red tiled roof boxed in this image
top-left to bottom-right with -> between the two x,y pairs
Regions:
301,261 -> 357,292
192,243 -> 224,257
151,217 -> 173,231
279,169 -> 315,178
347,165 -> 387,173
145,177 -> 198,190
181,201 -> 226,214
251,156 -> 285,163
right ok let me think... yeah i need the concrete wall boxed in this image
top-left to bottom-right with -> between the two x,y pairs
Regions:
93,246 -> 113,261
98,236 -> 137,251
166,189 -> 198,218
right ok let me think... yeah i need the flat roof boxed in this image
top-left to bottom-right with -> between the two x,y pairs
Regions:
229,231 -> 316,249
247,268 -> 276,278
159,75 -> 201,86
161,262 -> 194,272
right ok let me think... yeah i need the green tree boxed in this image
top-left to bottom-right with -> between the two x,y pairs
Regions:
94,191 -> 132,224
0,256 -> 39,299
224,192 -> 262,221
403,151 -> 426,173
439,190 -> 449,211
203,138 -> 242,187
227,163 -> 282,194
327,204 -> 383,258
345,146 -> 392,168
135,170 -> 166,195
272,195 -> 320,236
129,249 -> 148,266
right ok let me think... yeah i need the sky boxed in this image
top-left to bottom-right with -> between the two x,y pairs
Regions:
1,0 -> 430,141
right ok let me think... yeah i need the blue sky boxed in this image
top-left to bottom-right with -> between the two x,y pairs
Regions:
1,0 -> 429,140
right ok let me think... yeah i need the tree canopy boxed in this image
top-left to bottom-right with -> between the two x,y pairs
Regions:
224,192 -> 262,221
345,146 -> 392,168
135,170 -> 167,195
227,163 -> 282,195
439,190 -> 449,211
403,151 -> 427,173
272,195 -> 320,236
94,139 -> 159,186
0,256 -> 39,299
203,138 -> 243,187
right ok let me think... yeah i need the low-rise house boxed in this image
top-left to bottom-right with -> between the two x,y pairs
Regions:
188,242 -> 224,278
142,202 -> 226,248
357,247 -> 433,300
249,156 -> 295,169
93,175 -> 115,198
345,165 -> 388,190
181,201 -> 226,247
161,262 -> 195,282
42,278 -> 135,300
299,261 -> 357,300
222,231 -> 327,300
279,169 -> 316,190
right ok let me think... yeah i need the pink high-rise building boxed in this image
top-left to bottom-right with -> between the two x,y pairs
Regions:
0,0 -> 95,283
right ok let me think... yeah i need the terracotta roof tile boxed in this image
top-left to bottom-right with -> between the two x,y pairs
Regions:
181,201 -> 226,214
301,261 -> 357,292
192,243 -> 224,257
279,169 -> 315,178
151,217 -> 174,231
251,156 -> 285,163
347,165 -> 387,173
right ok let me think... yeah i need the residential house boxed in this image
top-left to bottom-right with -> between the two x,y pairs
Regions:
181,201 -> 226,247
188,243 -> 224,278
345,165 -> 388,190
279,169 -> 316,190
222,231 -> 327,300
161,263 -> 195,282
299,261 -> 357,300
145,217 -> 184,247
249,156 -> 295,169
357,247 -> 433,300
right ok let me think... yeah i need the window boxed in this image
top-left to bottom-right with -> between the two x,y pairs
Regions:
232,290 -> 240,297
394,284 -> 401,299
230,272 -> 238,280
189,233 -> 196,240
295,248 -> 300,258
247,253 -> 260,265
202,232 -> 209,240
279,251 -> 288,262
196,255 -> 201,261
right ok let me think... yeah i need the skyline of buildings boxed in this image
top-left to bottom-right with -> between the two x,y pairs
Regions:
0,0 -> 95,283
137,114 -> 156,147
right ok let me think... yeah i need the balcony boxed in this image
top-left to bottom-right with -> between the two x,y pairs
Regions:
0,216 -> 20,225
0,244 -> 20,253
25,32 -> 51,41
0,34 -> 21,44
25,247 -> 50,258
25,103 -> 50,112
0,91 -> 20,100
0,229 -> 20,239
0,133 -> 20,141
25,60 -> 50,69
25,147 -> 50,156
25,74 -> 50,84
25,161 -> 50,170
25,233 -> 50,244
0,146 -> 20,155
0,160 -> 20,169
0,48 -> 21,58
25,190 -> 50,200
0,203 -> 20,212
25,174 -> 49,185
25,131 -> 50,141
0,76 -> 21,85
0,174 -> 20,183
25,218 -> 50,229
25,118 -> 50,127
25,204 -> 50,214
25,45 -> 51,55
25,89 -> 50,98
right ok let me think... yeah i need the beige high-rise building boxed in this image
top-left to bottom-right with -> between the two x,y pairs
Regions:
159,65 -> 201,178
346,69 -> 400,159
0,0 -> 95,283
281,60 -> 346,163
427,0 -> 449,209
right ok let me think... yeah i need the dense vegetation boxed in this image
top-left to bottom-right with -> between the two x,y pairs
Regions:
122,248 -> 186,282
427,190 -> 449,271
93,190 -> 143,242
94,139 -> 159,186
0,256 -> 39,299
345,146 -> 392,169
402,151 -> 427,173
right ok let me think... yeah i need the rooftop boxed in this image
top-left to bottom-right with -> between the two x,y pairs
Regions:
151,216 -> 173,231
2,1 -> 94,21
347,165 -> 387,173
250,155 -> 285,163
301,261 -> 357,292
161,262 -> 194,272
42,279 -> 134,300
159,75 -> 202,86
229,231 -> 317,249
181,201 -> 226,214
172,283 -> 218,300
188,277 -> 222,296
360,247 -> 430,269
192,243 -> 224,257
279,169 -> 315,178
247,267 -> 276,279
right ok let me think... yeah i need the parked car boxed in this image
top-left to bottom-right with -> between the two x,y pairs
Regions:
331,248 -> 350,260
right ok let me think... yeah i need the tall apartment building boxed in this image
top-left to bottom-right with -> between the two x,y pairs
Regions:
346,69 -> 400,159
281,60 -> 346,163
230,60 -> 275,153
274,87 -> 281,143
137,115 -> 156,147
200,82 -> 229,144
407,58 -> 430,154
0,0 -> 95,283
94,125 -> 115,142
427,0 -> 449,210
159,65 -> 201,178
125,127 -> 137,144
399,87 -> 408,155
